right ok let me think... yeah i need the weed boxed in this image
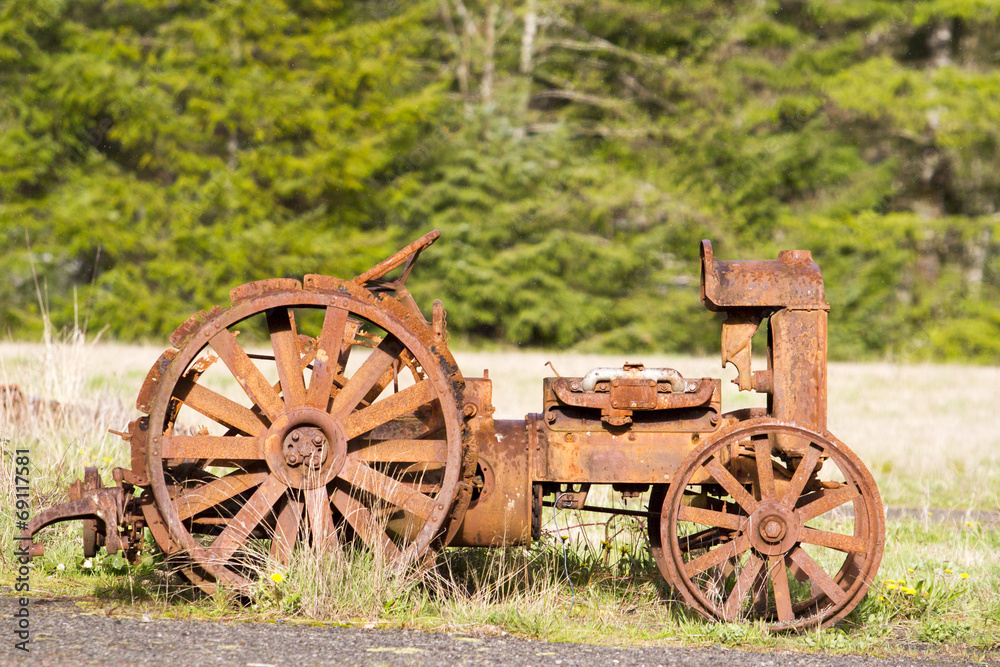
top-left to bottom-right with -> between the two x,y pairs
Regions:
917,618 -> 971,645
802,627 -> 852,652
3,344 -> 1000,660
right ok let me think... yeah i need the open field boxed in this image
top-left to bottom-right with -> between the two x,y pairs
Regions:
1,339 -> 998,660
2,341 -> 999,510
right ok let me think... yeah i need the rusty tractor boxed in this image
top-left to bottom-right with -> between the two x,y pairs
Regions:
26,231 -> 884,630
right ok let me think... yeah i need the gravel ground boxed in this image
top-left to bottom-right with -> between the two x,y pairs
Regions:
1,596 -> 995,667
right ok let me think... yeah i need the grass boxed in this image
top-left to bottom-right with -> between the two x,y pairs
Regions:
1,335 -> 998,661
17,507 -> 1000,661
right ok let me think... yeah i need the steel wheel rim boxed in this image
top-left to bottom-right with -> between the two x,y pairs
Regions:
660,417 -> 884,630
146,286 -> 466,591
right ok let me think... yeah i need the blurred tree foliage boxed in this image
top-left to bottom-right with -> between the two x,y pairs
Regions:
1,0 -> 998,362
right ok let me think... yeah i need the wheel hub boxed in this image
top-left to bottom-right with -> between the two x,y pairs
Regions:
282,426 -> 329,469
749,502 -> 799,556
264,407 -> 347,490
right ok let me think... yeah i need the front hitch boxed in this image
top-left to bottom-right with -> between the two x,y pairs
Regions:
25,467 -> 142,562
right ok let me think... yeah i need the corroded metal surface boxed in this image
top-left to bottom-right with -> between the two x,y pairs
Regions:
141,283 -> 472,592
658,418 -> 885,630
26,467 -> 142,561
700,241 -> 825,310
27,233 -> 885,630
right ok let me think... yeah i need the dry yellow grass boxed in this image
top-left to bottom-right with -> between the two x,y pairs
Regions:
2,339 -> 998,653
1,341 -> 997,511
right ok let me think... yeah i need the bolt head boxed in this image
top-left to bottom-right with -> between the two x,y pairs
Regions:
291,432 -> 300,441
313,434 -> 324,445
762,519 -> 784,541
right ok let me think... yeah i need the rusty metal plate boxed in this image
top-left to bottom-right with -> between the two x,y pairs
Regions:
544,378 -> 721,434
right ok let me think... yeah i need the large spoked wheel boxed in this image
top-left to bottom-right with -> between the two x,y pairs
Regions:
658,417 -> 884,630
143,278 -> 471,593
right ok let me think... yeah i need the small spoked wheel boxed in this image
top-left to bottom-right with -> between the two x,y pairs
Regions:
658,417 -> 884,630
143,279 -> 471,593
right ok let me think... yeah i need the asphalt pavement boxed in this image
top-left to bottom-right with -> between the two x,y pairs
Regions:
2,596 -> 996,667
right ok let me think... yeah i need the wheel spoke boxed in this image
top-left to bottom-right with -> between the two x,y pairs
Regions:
175,377 -> 268,436
267,308 -> 307,407
332,483 -> 401,559
270,495 -> 303,564
788,557 -> 809,583
351,439 -> 448,464
366,407 -> 445,441
306,306 -> 350,409
361,354 -> 414,406
677,505 -> 744,531
703,457 -> 759,513
769,554 -> 794,623
340,457 -> 436,520
788,546 -> 847,605
330,335 -> 405,420
176,471 -> 270,521
343,380 -> 437,440
781,445 -> 822,508
678,526 -> 729,553
361,366 -> 398,407
751,565 -> 770,616
337,318 -> 362,374
305,486 -> 339,551
723,553 -> 764,620
683,532 -> 751,577
210,328 -> 285,421
210,474 -> 286,562
161,435 -> 263,461
754,438 -> 776,500
797,484 -> 859,523
798,526 -> 870,554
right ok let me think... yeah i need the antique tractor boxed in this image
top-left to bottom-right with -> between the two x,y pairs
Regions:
27,231 -> 884,630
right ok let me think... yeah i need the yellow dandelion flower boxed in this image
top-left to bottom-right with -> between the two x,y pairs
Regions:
885,584 -> 897,591
960,573 -> 969,580
897,579 -> 906,585
902,587 -> 916,596
270,572 -> 284,584
907,568 -> 914,573
945,569 -> 953,574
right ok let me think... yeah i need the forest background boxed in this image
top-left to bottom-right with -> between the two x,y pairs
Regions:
2,0 -> 999,363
